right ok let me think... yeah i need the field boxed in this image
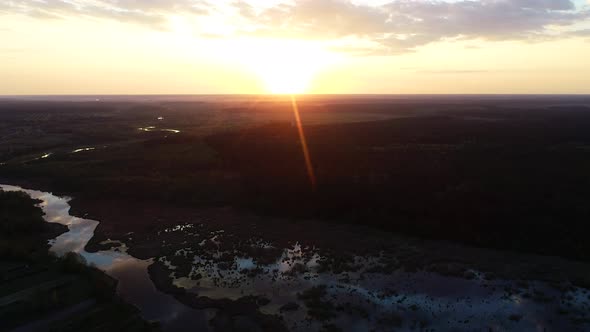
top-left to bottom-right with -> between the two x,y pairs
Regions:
2,95 -> 590,331
3,95 -> 590,259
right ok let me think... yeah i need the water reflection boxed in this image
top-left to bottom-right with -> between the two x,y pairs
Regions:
138,126 -> 180,134
0,184 -> 210,332
72,147 -> 96,153
2,184 -> 589,332
161,238 -> 590,332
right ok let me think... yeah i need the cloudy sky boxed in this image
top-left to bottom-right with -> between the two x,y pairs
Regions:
1,0 -> 590,94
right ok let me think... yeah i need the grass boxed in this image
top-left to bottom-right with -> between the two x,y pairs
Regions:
298,285 -> 337,321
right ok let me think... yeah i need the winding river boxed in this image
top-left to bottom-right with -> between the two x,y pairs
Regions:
0,184 -> 211,332
2,183 -> 589,332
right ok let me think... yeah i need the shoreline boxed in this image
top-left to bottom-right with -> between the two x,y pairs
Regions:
3,180 -> 590,331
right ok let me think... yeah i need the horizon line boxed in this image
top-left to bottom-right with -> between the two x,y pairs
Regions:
2,93 -> 590,97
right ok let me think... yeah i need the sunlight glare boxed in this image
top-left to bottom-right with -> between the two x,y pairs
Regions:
239,40 -> 333,94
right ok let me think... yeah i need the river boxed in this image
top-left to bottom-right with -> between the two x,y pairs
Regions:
2,183 -> 589,332
0,184 -> 212,332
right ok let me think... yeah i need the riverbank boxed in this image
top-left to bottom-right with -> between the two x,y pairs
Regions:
0,187 -> 159,332
3,183 -> 590,331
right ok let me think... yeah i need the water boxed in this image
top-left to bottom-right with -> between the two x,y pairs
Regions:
138,126 -> 181,134
158,234 -> 590,331
0,184 -> 211,332
2,184 -> 589,331
72,147 -> 96,153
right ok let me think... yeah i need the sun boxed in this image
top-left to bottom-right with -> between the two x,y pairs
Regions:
258,62 -> 314,94
239,40 -> 333,94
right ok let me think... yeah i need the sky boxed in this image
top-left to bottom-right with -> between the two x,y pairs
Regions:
1,0 -> 590,94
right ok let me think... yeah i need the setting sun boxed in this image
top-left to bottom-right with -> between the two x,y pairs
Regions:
237,40 -> 334,94
258,62 -> 314,94
2,1 -> 590,331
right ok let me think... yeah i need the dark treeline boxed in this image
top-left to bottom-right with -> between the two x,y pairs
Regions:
206,108 -> 590,261
2,100 -> 590,262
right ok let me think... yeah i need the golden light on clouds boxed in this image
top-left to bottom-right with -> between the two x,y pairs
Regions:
0,0 -> 589,94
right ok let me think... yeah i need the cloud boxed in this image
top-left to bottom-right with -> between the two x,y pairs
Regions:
569,28 -> 590,36
0,0 -> 211,28
1,0 -> 589,54
250,0 -> 391,38
246,0 -> 590,54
